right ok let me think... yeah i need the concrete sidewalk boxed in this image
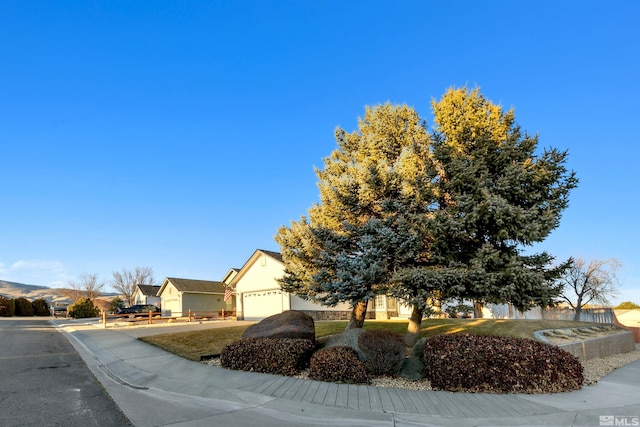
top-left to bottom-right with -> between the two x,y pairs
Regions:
53,319 -> 640,427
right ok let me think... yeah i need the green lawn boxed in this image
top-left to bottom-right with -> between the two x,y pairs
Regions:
140,318 -> 603,362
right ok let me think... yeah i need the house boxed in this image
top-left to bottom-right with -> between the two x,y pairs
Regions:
132,285 -> 161,307
153,249 -> 411,321
157,277 -> 233,317
371,293 -> 413,319
230,249 -> 385,321
230,249 -> 347,320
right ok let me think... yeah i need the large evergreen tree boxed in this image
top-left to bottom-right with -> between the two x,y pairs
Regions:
427,87 -> 577,315
276,104 -> 434,329
276,87 -> 578,340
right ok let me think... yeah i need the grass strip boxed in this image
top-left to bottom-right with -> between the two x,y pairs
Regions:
140,318 -> 602,362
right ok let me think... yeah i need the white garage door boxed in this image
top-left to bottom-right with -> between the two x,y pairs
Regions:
162,297 -> 180,317
242,290 -> 285,320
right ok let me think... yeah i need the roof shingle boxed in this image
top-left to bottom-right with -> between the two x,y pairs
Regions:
136,285 -> 161,296
257,249 -> 283,262
165,278 -> 227,294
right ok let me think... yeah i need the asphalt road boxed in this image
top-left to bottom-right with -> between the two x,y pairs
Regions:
0,318 -> 132,427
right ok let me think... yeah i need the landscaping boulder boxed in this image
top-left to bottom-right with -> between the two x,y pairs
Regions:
320,328 -> 366,360
399,337 -> 427,380
399,357 -> 424,380
241,310 -> 315,341
409,337 -> 427,360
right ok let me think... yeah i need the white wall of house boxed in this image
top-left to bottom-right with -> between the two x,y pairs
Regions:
237,253 -> 283,293
397,301 -> 413,317
482,303 -> 544,319
290,295 -> 351,311
132,288 -> 143,304
236,252 -> 288,320
236,251 -> 354,320
132,289 -> 161,307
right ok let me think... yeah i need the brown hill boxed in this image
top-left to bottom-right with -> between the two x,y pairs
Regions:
0,280 -> 118,306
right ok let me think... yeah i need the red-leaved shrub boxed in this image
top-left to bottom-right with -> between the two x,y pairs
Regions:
423,334 -> 583,393
220,338 -> 315,376
309,346 -> 369,384
358,329 -> 405,376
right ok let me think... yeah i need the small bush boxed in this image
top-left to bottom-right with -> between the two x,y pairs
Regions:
308,346 -> 369,384
358,329 -> 405,376
14,297 -> 35,316
0,297 -> 15,317
110,297 -> 125,314
67,297 -> 100,319
32,298 -> 50,316
220,338 -> 315,376
423,334 -> 583,393
616,301 -> 640,309
445,304 -> 474,318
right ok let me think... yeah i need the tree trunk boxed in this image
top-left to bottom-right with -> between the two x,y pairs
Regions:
473,300 -> 484,319
404,305 -> 423,348
573,307 -> 582,322
346,300 -> 368,330
573,297 -> 583,322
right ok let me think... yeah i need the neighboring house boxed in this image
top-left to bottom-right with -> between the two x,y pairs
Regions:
132,285 -> 161,307
157,277 -> 233,317
371,294 -> 413,319
154,250 -> 412,321
229,249 -> 401,321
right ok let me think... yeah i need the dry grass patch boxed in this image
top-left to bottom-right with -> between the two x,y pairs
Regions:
140,318 -> 605,361
140,325 -> 249,361
418,318 -> 603,340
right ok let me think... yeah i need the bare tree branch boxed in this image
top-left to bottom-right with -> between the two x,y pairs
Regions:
111,267 -> 155,306
66,273 -> 105,302
60,281 -> 84,302
558,257 -> 621,321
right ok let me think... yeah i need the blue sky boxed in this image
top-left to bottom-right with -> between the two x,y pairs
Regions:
1,1 -> 638,305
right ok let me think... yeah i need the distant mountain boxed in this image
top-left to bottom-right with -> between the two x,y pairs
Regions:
0,280 -> 71,304
0,280 -> 117,304
0,280 -> 53,292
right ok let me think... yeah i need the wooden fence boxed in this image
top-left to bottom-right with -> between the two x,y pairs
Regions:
542,307 -> 615,323
485,304 -> 615,323
182,309 -> 237,322
102,309 -> 237,327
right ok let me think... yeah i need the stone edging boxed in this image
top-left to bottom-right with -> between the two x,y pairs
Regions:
535,327 -> 635,362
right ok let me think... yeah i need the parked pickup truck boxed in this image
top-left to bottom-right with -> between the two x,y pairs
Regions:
117,304 -> 161,317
